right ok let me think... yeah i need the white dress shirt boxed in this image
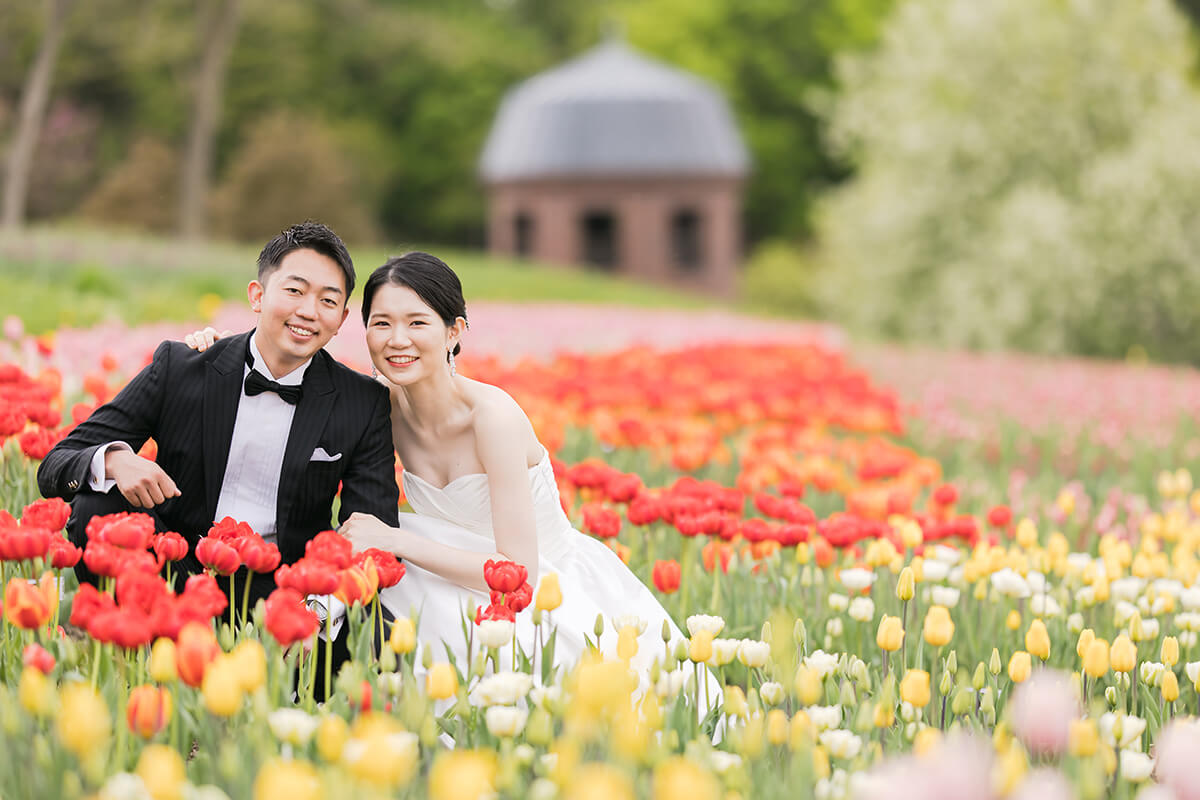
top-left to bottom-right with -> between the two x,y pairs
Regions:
91,334 -> 311,543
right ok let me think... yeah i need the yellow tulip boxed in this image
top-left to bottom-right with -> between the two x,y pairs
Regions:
253,758 -> 321,800
1083,639 -> 1109,678
136,745 -> 185,800
1025,619 -> 1050,661
876,615 -> 904,652
56,683 -> 110,758
794,666 -> 822,706
429,751 -> 498,800
1110,634 -> 1137,674
900,669 -> 931,708
231,640 -> 266,693
922,605 -> 954,648
1161,636 -> 1180,667
689,630 -> 714,664
1162,671 -> 1180,703
316,714 -> 349,763
913,727 -> 940,757
1008,651 -> 1032,683
426,663 -> 459,700
873,702 -> 894,728
766,709 -> 789,745
18,667 -> 54,717
652,756 -> 720,800
148,638 -> 178,683
896,567 -> 915,601
535,573 -> 563,612
1069,719 -> 1099,757
1005,610 -> 1021,631
788,710 -> 814,749
565,763 -> 635,800
202,656 -> 244,717
617,626 -> 639,662
388,617 -> 417,654
1076,629 -> 1095,660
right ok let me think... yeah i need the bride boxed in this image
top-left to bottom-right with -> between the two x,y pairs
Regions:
189,252 -> 717,702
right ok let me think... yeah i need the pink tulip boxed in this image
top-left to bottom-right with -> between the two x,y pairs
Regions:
1156,720 -> 1200,800
1009,669 -> 1080,757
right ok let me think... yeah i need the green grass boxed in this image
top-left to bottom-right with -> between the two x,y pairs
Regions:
0,225 -> 715,334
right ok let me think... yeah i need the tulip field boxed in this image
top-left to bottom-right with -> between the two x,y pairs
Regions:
2,305 -> 1200,800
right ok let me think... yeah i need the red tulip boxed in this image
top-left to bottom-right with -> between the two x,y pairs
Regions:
987,505 -> 1013,528
195,537 -> 240,576
47,536 -> 82,568
274,558 -> 339,596
116,571 -> 170,616
69,583 -> 116,629
151,532 -> 189,564
504,582 -> 533,613
0,525 -> 51,562
932,483 -> 959,506
483,559 -> 527,594
18,427 -> 61,460
22,643 -> 55,674
263,588 -> 319,647
626,494 -> 661,526
180,573 -> 228,619
20,498 -> 70,532
94,513 -> 156,550
357,549 -> 405,589
652,560 -> 681,594
334,561 -> 379,608
305,530 -> 353,569
90,607 -> 154,649
475,600 -> 516,623
582,503 -> 621,539
605,473 -> 643,504
82,541 -> 130,579
206,516 -> 255,543
237,536 -> 281,574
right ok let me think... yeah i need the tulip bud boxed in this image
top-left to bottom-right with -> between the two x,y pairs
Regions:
896,567 -> 915,601
1025,619 -> 1051,661
378,646 -> 396,673
662,620 -> 672,643
839,680 -> 857,707
535,573 -> 562,612
945,651 -> 957,676
672,638 -> 689,663
1104,686 -> 1118,706
421,642 -> 434,670
1161,636 -> 1180,667
938,668 -> 953,697
594,614 -> 605,639
1110,634 -> 1137,673
979,687 -> 995,716
794,619 -> 807,649
217,623 -> 235,652
989,648 -> 1001,676
951,687 -> 973,716
972,663 -> 986,690
388,617 -> 416,654
127,685 -> 173,739
1161,671 -> 1180,703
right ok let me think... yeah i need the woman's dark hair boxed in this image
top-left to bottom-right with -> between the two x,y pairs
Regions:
361,252 -> 468,356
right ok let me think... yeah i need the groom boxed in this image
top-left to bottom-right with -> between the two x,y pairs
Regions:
37,221 -> 400,610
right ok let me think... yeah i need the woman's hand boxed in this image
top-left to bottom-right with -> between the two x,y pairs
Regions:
183,326 -> 233,352
339,512 -> 400,554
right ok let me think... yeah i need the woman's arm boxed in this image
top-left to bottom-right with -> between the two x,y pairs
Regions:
338,394 -> 540,594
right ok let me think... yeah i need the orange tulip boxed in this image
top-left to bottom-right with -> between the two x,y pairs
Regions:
127,685 -> 173,739
3,573 -> 57,629
175,622 -> 221,688
334,560 -> 380,608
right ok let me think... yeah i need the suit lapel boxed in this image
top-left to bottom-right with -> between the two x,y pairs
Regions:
202,332 -> 251,522
277,349 -> 336,534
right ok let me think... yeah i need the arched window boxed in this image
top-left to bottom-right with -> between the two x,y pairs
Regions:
580,210 -> 618,270
671,209 -> 703,271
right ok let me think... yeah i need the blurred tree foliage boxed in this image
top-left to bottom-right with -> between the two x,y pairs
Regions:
816,0 -> 1200,363
0,0 -> 898,245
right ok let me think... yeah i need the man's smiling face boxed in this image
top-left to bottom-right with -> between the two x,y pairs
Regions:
248,248 -> 350,377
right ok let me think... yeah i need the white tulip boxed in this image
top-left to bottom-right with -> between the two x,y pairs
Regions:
476,619 -> 515,649
819,729 -> 863,759
686,614 -> 726,637
97,773 -> 150,800
737,639 -> 770,668
804,650 -> 839,678
1184,661 -> 1200,686
1140,619 -> 1160,639
839,568 -> 875,593
1119,749 -> 1154,782
709,751 -> 743,775
474,672 -> 534,706
760,681 -> 785,706
708,638 -> 740,667
848,597 -> 876,623
808,705 -> 842,731
613,614 -> 648,635
928,544 -> 961,565
1030,594 -> 1062,617
1067,612 -> 1085,633
1138,662 -> 1165,688
1100,713 -> 1146,749
1180,586 -> 1200,611
1111,577 -> 1146,603
485,706 -> 528,738
921,560 -> 950,582
929,586 -> 960,608
991,568 -> 1031,598
530,686 -> 563,709
827,593 -> 850,612
267,709 -> 319,746
529,778 -> 558,800
655,669 -> 687,699
1180,631 -> 1198,648
826,618 -> 844,637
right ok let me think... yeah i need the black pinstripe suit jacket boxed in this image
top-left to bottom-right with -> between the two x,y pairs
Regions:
37,331 -> 400,565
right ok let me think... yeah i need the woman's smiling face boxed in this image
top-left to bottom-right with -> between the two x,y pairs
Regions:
365,283 -> 462,385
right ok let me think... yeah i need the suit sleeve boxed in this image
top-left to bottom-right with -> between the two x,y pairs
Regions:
336,384 -> 400,528
37,340 -> 171,500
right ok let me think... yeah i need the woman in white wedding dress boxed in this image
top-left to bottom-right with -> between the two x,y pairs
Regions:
191,252 -> 718,706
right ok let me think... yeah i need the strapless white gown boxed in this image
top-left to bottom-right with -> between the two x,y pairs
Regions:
377,448 -> 719,708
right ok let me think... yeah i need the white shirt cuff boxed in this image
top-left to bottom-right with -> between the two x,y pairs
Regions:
89,441 -> 134,492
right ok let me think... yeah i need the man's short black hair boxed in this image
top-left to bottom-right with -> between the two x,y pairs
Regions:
257,221 -> 356,299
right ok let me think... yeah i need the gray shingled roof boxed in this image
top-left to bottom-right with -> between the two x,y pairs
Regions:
479,39 -> 750,181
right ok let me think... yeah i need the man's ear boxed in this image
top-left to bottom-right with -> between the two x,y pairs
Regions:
247,280 -> 264,312
336,304 -> 350,331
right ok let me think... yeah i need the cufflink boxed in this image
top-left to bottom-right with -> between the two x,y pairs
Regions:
68,479 -> 79,490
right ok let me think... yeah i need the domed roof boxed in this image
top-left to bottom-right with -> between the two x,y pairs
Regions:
479,39 -> 749,182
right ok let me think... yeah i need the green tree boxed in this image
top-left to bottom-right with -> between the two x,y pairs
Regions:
816,0 -> 1200,363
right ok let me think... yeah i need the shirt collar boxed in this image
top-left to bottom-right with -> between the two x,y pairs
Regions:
249,332 -> 311,386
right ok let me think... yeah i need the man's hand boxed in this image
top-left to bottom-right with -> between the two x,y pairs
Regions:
105,448 -> 181,508
338,512 -> 398,554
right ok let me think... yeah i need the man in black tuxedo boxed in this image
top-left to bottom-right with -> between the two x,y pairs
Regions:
37,222 -> 399,613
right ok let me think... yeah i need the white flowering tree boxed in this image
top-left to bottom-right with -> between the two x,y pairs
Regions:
815,0 -> 1200,362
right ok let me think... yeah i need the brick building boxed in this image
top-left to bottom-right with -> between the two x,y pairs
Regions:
479,39 -> 749,295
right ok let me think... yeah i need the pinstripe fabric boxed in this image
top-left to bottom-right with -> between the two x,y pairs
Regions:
38,331 -> 400,566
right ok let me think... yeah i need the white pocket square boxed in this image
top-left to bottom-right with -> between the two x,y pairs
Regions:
310,447 -> 342,462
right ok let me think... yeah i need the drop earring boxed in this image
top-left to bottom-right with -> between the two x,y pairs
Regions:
371,365 -> 378,378
448,350 -> 457,377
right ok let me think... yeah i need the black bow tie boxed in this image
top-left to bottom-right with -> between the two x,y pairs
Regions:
244,369 -> 302,404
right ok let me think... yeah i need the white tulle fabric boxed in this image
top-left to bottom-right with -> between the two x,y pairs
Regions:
380,449 -> 718,704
